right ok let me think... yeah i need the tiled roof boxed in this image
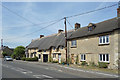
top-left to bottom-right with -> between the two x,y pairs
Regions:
68,17 -> 120,40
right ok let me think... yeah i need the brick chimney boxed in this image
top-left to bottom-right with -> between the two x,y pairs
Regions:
58,29 -> 64,33
117,1 -> 120,17
40,35 -> 44,38
75,23 -> 80,30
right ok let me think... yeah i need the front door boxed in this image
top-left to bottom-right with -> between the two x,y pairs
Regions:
71,54 -> 74,64
58,54 -> 61,63
43,54 -> 48,62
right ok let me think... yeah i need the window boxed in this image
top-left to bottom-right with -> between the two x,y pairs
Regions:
53,54 -> 56,58
53,47 -> 56,50
88,27 -> 93,31
99,35 -> 109,44
60,46 -> 64,49
71,40 -> 77,47
99,54 -> 109,62
81,54 -> 86,61
44,50 -> 46,52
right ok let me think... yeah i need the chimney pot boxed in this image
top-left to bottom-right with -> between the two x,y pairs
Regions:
58,29 -> 64,33
40,35 -> 44,38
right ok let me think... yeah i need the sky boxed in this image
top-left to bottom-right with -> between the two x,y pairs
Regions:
1,1 -> 118,48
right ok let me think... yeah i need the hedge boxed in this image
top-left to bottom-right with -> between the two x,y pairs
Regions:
21,57 -> 38,61
98,62 -> 108,68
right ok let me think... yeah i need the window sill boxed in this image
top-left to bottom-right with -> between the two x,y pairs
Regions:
99,61 -> 110,63
80,60 -> 86,62
71,46 -> 77,48
98,43 -> 110,46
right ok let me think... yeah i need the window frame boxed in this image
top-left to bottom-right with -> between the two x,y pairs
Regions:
81,54 -> 86,61
71,40 -> 77,47
99,35 -> 109,44
99,54 -> 109,63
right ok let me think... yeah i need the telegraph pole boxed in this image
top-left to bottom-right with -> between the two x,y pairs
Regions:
64,17 -> 67,64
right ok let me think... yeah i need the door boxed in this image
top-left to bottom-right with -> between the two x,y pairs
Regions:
43,54 -> 48,62
71,54 -> 74,64
58,54 -> 61,63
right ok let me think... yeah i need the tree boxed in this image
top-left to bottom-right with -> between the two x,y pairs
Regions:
13,46 -> 25,59
2,52 -> 8,57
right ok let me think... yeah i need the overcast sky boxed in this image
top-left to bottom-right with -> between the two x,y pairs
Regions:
2,2 -> 118,48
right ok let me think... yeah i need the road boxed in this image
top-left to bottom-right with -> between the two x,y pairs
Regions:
1,60 -> 119,80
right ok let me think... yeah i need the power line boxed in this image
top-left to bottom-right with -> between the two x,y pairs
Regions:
1,3 -> 36,25
66,3 -> 117,18
2,3 -> 118,40
22,18 -> 64,37
66,19 -> 73,29
4,18 -> 64,40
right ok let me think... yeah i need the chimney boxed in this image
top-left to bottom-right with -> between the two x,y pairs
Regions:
117,1 -> 120,17
40,35 -> 44,38
75,23 -> 80,30
58,29 -> 64,33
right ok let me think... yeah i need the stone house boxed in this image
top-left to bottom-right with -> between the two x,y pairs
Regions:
67,7 -> 120,69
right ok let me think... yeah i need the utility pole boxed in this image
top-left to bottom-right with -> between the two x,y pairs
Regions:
64,17 -> 67,64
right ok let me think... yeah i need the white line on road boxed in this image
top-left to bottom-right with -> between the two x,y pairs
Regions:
42,74 -> 53,78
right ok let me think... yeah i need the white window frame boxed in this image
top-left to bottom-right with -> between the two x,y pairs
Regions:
81,54 -> 86,61
99,54 -> 109,62
71,40 -> 77,47
99,35 -> 109,44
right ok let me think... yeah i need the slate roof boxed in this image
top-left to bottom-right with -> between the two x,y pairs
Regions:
68,17 -> 120,40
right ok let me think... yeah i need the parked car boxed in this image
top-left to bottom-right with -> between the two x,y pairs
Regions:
4,56 -> 13,61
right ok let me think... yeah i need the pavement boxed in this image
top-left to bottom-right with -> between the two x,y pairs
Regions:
1,60 -> 119,80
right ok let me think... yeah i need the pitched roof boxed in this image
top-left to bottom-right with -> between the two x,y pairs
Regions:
68,17 -> 120,40
27,30 -> 73,50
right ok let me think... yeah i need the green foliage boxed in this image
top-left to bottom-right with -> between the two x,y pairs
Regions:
11,54 -> 16,59
49,56 -> 52,62
2,52 -> 8,57
52,60 -> 58,63
89,62 -> 96,67
81,61 -> 88,66
98,62 -> 108,68
13,46 -> 25,59
76,55 -> 79,64
21,57 -> 26,61
25,57 -> 38,61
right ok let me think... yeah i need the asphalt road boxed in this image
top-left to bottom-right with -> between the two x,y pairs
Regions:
1,60 -> 119,80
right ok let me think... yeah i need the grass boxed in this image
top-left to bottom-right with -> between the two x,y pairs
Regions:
77,65 -> 118,74
66,64 -> 118,74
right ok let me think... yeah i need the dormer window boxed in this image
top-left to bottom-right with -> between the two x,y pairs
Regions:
53,47 -> 56,50
88,27 -> 93,31
88,23 -> 96,31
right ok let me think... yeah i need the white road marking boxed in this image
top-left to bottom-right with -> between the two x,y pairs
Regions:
42,74 -> 53,78
33,74 -> 53,78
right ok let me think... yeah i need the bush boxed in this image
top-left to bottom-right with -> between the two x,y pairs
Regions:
52,61 -> 58,63
81,61 -> 87,66
25,57 -> 38,61
21,57 -> 26,61
89,62 -> 96,67
98,62 -> 108,68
